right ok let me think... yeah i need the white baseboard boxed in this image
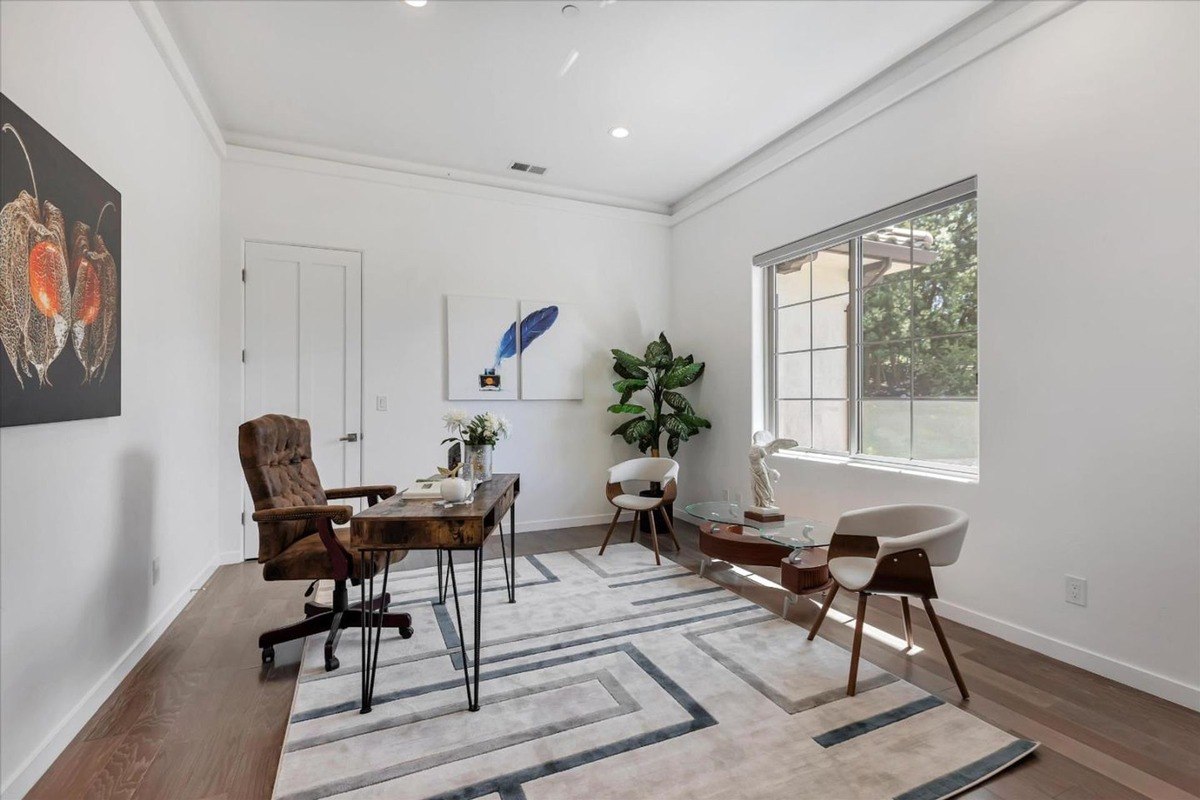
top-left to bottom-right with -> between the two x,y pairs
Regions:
1,554 -> 223,800
515,513 -> 613,533
218,548 -> 246,565
931,598 -> 1200,711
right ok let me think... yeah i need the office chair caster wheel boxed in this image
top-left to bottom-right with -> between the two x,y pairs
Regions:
398,626 -> 414,639
262,646 -> 274,664
324,655 -> 339,672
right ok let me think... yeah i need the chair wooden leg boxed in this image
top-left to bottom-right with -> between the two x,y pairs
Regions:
629,511 -> 640,542
659,508 -> 681,550
901,596 -> 914,650
922,597 -> 969,699
646,506 -> 662,565
598,508 -> 622,555
807,583 -> 839,641
847,592 -> 869,696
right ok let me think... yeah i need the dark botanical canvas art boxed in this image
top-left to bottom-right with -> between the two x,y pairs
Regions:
1,93 -> 120,427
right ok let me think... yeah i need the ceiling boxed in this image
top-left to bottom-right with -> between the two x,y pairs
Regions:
158,0 -> 987,210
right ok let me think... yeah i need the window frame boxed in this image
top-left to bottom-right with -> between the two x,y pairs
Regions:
760,178 -> 979,479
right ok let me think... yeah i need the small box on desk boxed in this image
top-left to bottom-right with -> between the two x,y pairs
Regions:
745,507 -> 785,523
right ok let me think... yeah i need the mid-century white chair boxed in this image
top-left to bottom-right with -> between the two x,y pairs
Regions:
806,504 -> 970,699
597,457 -> 680,565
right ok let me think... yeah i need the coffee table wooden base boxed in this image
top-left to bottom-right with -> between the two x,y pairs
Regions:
780,549 -> 833,618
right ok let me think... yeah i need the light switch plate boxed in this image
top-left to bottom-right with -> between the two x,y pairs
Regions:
376,395 -> 388,412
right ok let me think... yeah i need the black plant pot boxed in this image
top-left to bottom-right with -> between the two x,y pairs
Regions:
638,488 -> 673,533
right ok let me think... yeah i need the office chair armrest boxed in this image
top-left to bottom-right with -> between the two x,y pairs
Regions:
253,504 -> 354,525
325,484 -> 397,505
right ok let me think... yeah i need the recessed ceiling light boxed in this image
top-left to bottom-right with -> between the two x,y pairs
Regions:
561,4 -> 580,17
404,0 -> 427,7
609,127 -> 630,139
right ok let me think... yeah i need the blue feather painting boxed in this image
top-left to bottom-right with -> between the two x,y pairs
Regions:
519,305 -> 558,352
446,295 -> 521,400
446,296 -> 581,400
519,300 -> 584,400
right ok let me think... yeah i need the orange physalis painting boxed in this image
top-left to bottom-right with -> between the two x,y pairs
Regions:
1,93 -> 120,427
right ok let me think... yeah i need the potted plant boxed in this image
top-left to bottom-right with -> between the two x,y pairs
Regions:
442,410 -> 511,483
608,333 -> 710,527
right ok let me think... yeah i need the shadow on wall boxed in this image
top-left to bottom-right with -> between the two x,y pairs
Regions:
96,448 -> 157,648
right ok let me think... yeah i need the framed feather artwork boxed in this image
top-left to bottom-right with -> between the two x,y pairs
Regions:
519,299 -> 584,400
1,93 -> 121,427
446,295 -> 519,400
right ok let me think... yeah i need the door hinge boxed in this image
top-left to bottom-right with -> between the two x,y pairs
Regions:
241,511 -> 246,525
241,349 -> 246,363
241,268 -> 246,282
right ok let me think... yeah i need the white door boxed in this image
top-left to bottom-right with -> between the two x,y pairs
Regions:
242,242 -> 362,559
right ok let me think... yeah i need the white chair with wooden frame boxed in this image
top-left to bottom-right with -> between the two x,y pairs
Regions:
806,503 -> 971,699
597,457 -> 680,565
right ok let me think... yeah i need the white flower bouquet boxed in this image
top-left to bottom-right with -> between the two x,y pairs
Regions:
441,410 -> 511,447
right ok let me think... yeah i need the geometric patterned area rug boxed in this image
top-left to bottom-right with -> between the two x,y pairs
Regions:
273,543 -> 1037,800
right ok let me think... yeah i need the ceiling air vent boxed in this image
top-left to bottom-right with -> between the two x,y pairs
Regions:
510,162 -> 547,175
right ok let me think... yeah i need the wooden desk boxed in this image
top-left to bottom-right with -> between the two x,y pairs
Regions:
351,473 -> 520,713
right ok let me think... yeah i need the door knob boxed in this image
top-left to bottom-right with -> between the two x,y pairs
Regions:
340,433 -> 359,442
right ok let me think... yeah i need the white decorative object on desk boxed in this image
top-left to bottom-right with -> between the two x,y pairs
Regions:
439,477 -> 471,503
748,429 -> 798,518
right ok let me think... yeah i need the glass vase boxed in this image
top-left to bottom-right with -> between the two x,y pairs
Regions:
462,444 -> 493,483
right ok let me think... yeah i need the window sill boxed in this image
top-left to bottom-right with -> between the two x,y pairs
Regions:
772,451 -> 978,484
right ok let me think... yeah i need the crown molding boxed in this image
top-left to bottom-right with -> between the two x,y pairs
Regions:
224,132 -> 670,217
668,0 -> 1080,224
225,143 -> 673,227
130,0 -> 226,158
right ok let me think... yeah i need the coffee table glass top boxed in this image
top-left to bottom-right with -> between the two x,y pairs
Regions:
683,502 -> 834,550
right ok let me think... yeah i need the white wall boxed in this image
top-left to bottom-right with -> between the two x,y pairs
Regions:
0,1 -> 222,796
670,0 -> 1200,708
218,154 -> 672,559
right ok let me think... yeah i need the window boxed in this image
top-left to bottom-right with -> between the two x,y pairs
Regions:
760,179 -> 978,475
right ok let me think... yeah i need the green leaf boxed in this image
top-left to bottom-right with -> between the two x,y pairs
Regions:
677,413 -> 711,430
660,361 -> 705,389
607,403 -> 646,415
612,378 -> 648,394
661,414 -> 691,437
613,361 -> 649,381
612,349 -> 646,369
644,333 -> 673,368
623,418 -> 654,445
611,416 -> 645,437
662,390 -> 693,414
667,434 -> 680,456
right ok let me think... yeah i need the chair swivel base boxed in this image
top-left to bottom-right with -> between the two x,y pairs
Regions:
260,587 -> 413,671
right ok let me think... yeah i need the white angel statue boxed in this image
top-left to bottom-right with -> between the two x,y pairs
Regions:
749,430 -> 798,509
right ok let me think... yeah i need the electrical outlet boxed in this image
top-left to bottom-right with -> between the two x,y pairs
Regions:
1065,575 -> 1087,606
376,395 -> 388,412
152,557 -> 161,586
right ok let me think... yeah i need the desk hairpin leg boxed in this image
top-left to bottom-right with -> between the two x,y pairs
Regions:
359,549 -> 391,714
445,549 -> 483,711
436,549 -> 448,605
509,503 -> 517,603
498,517 -> 517,603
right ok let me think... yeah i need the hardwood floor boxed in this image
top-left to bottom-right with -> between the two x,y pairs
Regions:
28,523 -> 1200,800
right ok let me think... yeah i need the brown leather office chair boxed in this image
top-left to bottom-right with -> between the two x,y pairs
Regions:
239,414 -> 413,671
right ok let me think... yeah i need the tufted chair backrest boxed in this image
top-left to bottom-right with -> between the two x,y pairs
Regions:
239,414 -> 328,562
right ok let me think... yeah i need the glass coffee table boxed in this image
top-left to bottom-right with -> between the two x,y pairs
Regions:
684,501 -> 836,613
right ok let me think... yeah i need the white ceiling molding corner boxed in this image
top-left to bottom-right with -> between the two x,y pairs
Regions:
225,143 -> 674,227
224,132 -> 672,218
131,0 -> 226,158
668,0 -> 1080,225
